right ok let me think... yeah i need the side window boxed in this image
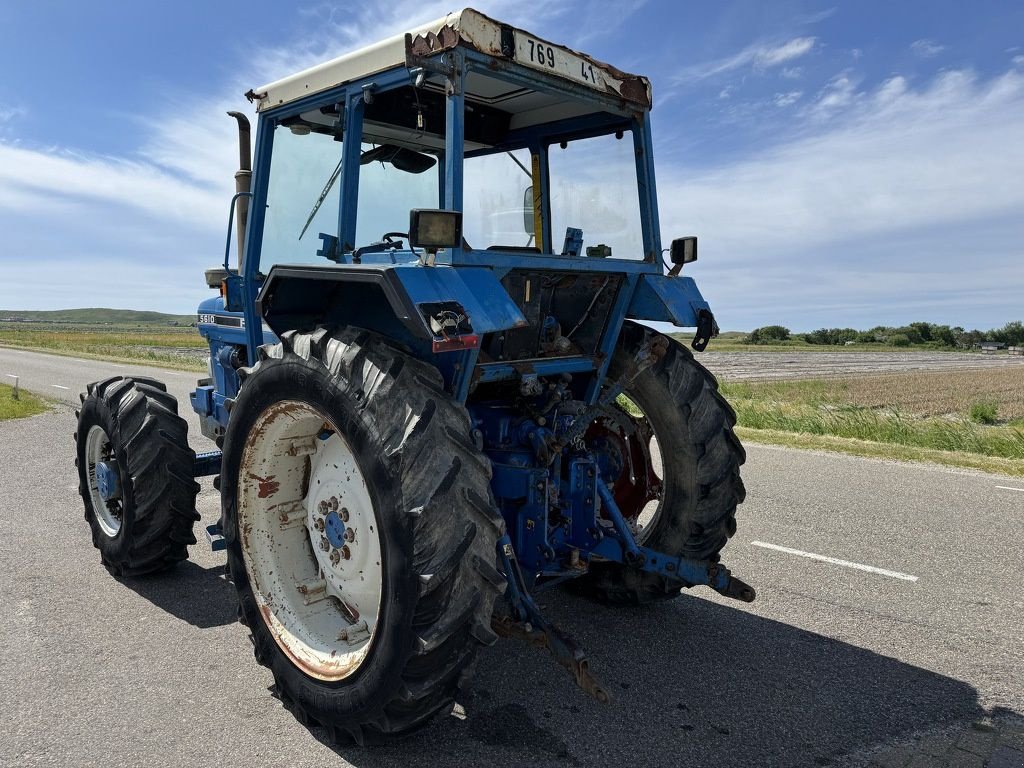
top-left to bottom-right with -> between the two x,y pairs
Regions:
354,142 -> 439,248
260,126 -> 342,269
548,132 -> 643,260
463,149 -> 535,250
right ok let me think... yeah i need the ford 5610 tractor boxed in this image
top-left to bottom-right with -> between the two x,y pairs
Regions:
74,9 -> 751,743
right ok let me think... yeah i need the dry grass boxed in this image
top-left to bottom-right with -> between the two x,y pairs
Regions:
837,368 -> 1024,421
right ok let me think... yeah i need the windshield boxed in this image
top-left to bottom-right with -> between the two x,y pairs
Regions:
260,127 -> 342,270
548,131 -> 643,260
355,142 -> 439,247
463,149 -> 535,250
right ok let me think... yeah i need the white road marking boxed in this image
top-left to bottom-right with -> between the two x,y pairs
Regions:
751,540 -> 919,582
995,486 -> 1024,493
51,384 -> 70,390
5,374 -> 17,379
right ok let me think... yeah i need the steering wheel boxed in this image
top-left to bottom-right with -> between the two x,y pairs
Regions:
381,232 -> 409,249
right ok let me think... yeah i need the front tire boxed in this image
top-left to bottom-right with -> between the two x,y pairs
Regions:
221,328 -> 505,743
74,376 -> 200,576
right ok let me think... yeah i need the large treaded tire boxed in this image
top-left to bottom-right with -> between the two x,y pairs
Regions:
75,376 -> 200,576
579,321 -> 746,604
221,327 -> 506,744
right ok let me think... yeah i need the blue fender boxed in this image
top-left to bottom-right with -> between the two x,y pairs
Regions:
626,274 -> 711,328
257,263 -> 527,342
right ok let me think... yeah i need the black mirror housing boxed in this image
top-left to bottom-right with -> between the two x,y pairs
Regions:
409,209 -> 462,250
670,236 -> 698,265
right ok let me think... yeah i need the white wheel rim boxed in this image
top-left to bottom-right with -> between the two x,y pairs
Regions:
238,400 -> 384,681
85,424 -> 122,537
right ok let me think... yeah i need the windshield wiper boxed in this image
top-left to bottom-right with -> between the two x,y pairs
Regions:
299,157 -> 343,241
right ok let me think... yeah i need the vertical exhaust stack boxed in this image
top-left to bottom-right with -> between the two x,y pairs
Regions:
227,111 -> 252,270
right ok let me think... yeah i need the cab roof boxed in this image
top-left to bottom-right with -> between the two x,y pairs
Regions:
250,8 -> 652,118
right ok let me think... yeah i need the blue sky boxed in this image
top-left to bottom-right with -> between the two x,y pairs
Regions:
1,1 -> 1021,331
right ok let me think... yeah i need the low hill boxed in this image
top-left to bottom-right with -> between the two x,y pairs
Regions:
0,308 -> 195,326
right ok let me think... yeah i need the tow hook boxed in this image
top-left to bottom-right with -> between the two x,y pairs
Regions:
692,308 -> 718,352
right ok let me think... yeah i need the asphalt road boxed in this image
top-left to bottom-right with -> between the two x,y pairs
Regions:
1,349 -> 1022,767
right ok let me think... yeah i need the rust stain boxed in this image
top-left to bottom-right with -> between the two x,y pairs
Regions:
409,24 -> 459,57
248,472 -> 280,499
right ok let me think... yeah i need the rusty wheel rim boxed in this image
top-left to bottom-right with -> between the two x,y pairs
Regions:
238,400 -> 383,681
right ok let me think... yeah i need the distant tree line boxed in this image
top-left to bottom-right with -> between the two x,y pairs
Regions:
743,321 -> 1024,348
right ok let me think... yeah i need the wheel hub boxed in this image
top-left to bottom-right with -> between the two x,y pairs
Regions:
84,424 -> 123,537
95,460 -> 122,503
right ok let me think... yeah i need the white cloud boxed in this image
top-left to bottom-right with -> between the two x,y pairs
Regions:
781,67 -> 803,79
773,91 -> 803,107
658,68 -> 1024,326
796,8 -> 837,25
0,106 -> 26,123
0,143 -> 225,228
757,37 -> 816,68
674,36 -> 817,84
1013,55 -> 1024,67
910,39 -> 945,58
805,71 -> 860,118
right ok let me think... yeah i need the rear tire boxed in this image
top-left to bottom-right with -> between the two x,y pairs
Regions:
578,322 -> 746,604
75,376 -> 200,576
221,327 -> 505,743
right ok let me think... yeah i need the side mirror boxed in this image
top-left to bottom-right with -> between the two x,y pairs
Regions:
409,209 -> 462,265
523,186 -> 534,235
670,236 -> 698,265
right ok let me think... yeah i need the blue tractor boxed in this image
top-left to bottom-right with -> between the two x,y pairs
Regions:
74,9 -> 751,743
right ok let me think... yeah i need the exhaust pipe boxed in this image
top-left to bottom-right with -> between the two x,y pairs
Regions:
228,111 -> 252,270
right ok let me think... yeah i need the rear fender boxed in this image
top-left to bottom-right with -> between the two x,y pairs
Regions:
626,274 -> 711,328
256,264 -> 528,349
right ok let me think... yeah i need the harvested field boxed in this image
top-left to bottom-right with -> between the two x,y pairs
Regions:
721,367 -> 1024,464
699,350 -> 1024,381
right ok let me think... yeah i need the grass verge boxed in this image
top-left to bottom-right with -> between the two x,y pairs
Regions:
736,427 -> 1024,477
721,371 -> 1024,476
0,328 -> 206,372
0,383 -> 49,421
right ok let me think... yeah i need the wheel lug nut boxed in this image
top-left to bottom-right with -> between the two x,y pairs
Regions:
340,507 -> 349,522
341,545 -> 351,560
318,500 -> 328,514
319,536 -> 330,552
343,528 -> 355,542
328,496 -> 339,512
314,518 -> 325,532
330,549 -> 341,566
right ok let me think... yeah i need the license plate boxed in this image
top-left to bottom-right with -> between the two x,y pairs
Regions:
513,34 -> 606,90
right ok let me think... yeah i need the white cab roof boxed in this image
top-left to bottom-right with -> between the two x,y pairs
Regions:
250,8 -> 651,113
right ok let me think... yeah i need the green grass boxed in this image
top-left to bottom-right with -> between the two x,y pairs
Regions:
720,378 -> 1024,466
969,399 -> 999,425
0,383 -> 48,421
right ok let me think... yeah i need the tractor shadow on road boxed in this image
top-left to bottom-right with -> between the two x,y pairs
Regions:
320,590 -> 988,768
115,560 -> 237,629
